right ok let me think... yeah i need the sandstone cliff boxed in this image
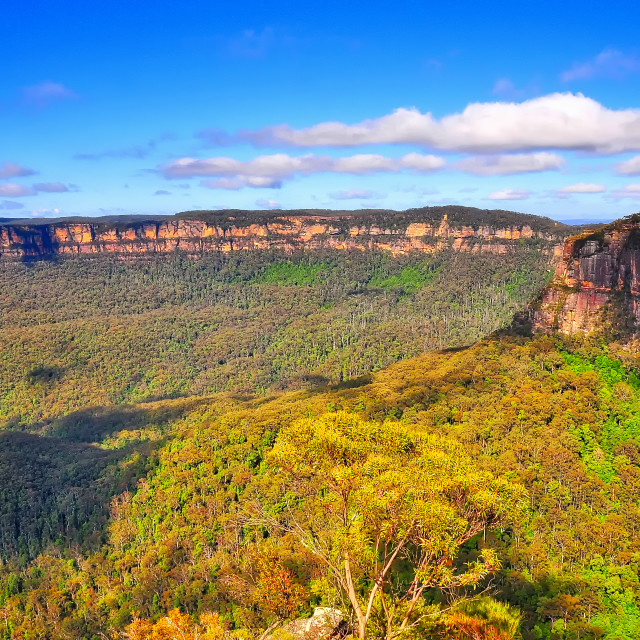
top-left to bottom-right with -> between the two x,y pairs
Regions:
0,206 -> 570,260
532,214 -> 640,335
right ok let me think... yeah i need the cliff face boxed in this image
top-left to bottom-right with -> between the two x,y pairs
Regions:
0,208 -> 568,260
532,216 -> 640,334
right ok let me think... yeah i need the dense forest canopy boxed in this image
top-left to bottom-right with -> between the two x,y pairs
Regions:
1,333 -> 640,639
0,243 -> 556,425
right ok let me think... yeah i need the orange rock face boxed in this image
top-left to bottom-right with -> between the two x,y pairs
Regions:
531,218 -> 640,335
0,212 -> 565,261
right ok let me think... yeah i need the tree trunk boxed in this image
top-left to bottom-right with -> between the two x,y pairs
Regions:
344,554 -> 366,639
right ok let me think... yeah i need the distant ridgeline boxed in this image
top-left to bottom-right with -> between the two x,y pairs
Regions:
0,205 -> 572,259
531,213 -> 640,337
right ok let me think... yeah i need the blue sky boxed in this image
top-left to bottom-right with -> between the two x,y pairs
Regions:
2,1 -> 640,222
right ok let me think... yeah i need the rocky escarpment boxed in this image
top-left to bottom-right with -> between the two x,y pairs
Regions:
0,206 -> 570,260
532,214 -> 640,335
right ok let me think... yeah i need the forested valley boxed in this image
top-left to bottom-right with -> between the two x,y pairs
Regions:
2,214 -> 639,640
0,245 -> 552,424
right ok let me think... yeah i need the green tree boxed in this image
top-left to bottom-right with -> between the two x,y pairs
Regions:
257,411 -> 528,640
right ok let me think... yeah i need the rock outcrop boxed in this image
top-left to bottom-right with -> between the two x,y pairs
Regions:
0,206 -> 570,260
267,607 -> 347,640
531,214 -> 640,335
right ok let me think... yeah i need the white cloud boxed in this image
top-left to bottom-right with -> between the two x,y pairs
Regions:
486,189 -> 531,200
329,189 -> 376,200
561,49 -> 640,82
0,183 -> 35,197
0,182 -> 71,197
610,184 -> 640,199
202,178 -> 242,190
557,183 -> 606,194
399,153 -> 446,171
457,152 -> 564,175
34,182 -> 69,193
0,162 -> 36,179
239,93 -> 640,154
255,198 -> 281,209
615,156 -> 640,175
22,81 -> 77,106
164,152 -> 445,188
202,176 -> 282,190
164,154 -> 329,180
332,154 -> 395,173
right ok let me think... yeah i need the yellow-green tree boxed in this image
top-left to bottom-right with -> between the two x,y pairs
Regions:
260,411 -> 528,640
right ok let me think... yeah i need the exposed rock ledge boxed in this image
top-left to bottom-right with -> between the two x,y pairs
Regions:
0,207 -> 569,260
531,215 -> 640,335
266,607 -> 347,640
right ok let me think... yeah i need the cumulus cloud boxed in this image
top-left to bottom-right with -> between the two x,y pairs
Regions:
329,189 -> 376,200
555,183 -> 606,199
34,182 -> 69,193
164,152 -> 444,188
238,93 -> 640,154
0,200 -> 24,210
22,81 -> 77,106
201,177 -> 283,190
0,183 -> 36,197
486,189 -> 531,200
332,154 -> 395,173
164,154 -> 328,180
399,153 -> 446,171
0,162 -> 36,179
615,156 -> 640,175
557,183 -> 606,194
457,152 -> 564,175
561,49 -> 640,82
255,198 -> 281,209
610,184 -> 640,199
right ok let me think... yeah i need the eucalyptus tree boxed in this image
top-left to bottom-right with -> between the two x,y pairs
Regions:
259,411 -> 528,639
